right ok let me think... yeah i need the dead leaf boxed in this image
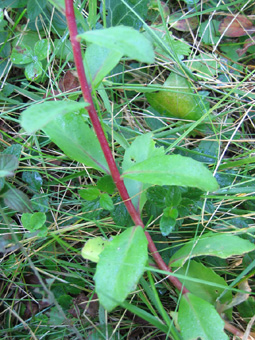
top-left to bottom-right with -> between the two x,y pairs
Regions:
169,13 -> 199,32
237,37 -> 255,56
68,292 -> 99,318
58,70 -> 80,93
219,15 -> 255,37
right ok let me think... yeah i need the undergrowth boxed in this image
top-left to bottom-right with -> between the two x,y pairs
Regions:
0,0 -> 255,339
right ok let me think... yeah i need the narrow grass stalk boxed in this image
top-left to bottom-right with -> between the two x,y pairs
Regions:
64,0 -> 188,294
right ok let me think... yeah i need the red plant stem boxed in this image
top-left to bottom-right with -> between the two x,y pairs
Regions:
65,0 -> 188,295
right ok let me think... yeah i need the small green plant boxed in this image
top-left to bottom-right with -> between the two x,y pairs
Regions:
1,1 -> 255,339
10,39 -> 51,81
12,1 -> 254,339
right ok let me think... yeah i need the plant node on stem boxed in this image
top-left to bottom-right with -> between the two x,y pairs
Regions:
64,0 -> 188,295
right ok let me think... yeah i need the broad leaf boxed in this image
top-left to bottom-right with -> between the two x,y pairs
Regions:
27,0 -> 47,20
160,214 -> 176,236
84,44 -> 122,88
3,188 -> 32,213
104,0 -> 149,29
21,212 -> 46,231
43,112 -> 109,173
169,233 -> 255,267
95,226 -> 148,311
99,193 -> 114,211
25,61 -> 43,81
176,261 -> 232,305
79,187 -> 101,201
0,154 -> 19,177
34,39 -> 51,60
146,73 -> 205,120
81,237 -> 108,263
122,133 -> 164,211
10,44 -> 33,64
78,26 -> 155,64
22,171 -> 43,191
178,293 -> 228,340
122,154 -> 219,192
21,101 -> 88,133
189,53 -> 219,77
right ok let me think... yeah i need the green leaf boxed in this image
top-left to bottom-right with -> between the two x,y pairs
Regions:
146,185 -> 167,207
178,293 -> 228,340
22,171 -> 43,191
21,212 -> 46,231
84,44 -> 122,88
165,186 -> 182,206
160,215 -> 176,236
27,0 -> 47,20
87,325 -> 118,340
182,0 -> 199,5
81,237 -> 108,263
111,196 -> 133,227
21,100 -> 88,134
42,112 -> 109,173
176,261 -> 232,305
122,133 -> 165,211
198,20 -> 220,45
105,0 -> 149,29
95,226 -> 148,311
3,144 -> 22,158
34,39 -> 51,60
237,297 -> 255,318
31,193 -> 49,212
122,154 -> 219,192
99,193 -> 114,211
97,175 -> 115,194
146,73 -> 205,120
169,233 -> 255,267
189,53 -> 219,77
10,44 -> 34,64
3,188 -> 32,213
24,61 -> 43,81
79,187 -> 101,201
54,38 -> 73,62
0,154 -> 19,177
78,26 -> 155,64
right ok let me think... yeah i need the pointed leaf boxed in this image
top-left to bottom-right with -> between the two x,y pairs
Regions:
20,101 -> 89,133
178,293 -> 228,340
95,226 -> 148,311
99,193 -> 114,211
160,215 -> 176,236
84,44 -> 122,88
79,187 -> 101,201
170,233 -> 255,267
78,26 -> 155,64
122,133 -> 164,211
0,154 -> 19,177
122,154 -> 219,192
43,112 -> 109,173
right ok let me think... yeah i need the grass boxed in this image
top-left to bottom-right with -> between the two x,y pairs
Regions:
1,0 -> 255,339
